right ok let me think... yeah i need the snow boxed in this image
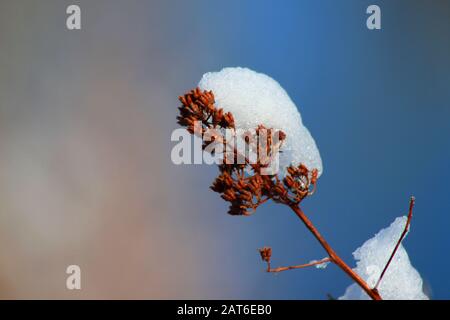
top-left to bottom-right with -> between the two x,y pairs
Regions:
310,258 -> 330,269
339,216 -> 428,300
198,67 -> 322,177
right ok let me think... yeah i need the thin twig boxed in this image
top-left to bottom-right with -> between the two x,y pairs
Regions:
373,196 -> 415,291
267,257 -> 331,273
289,204 -> 382,300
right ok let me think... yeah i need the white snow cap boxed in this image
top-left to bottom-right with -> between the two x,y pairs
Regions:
339,216 -> 428,300
198,67 -> 322,176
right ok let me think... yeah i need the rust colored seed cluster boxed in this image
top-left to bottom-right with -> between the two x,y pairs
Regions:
258,247 -> 272,263
211,165 -> 273,216
177,88 -> 235,135
283,164 -> 318,204
178,88 -> 318,216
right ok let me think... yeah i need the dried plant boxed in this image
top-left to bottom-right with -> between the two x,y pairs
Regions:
177,87 -> 415,300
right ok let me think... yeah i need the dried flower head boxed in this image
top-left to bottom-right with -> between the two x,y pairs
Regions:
178,87 -> 317,216
258,247 -> 272,263
177,88 -> 235,135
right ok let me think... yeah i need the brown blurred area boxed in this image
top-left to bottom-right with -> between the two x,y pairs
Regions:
0,1 -> 225,299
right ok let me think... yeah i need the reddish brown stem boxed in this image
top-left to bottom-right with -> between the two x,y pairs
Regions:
267,257 -> 331,273
289,204 -> 382,300
373,196 -> 415,290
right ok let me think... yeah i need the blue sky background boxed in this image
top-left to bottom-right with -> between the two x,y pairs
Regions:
0,0 -> 448,299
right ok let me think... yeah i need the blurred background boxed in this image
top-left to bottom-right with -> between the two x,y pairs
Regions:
0,0 -> 449,299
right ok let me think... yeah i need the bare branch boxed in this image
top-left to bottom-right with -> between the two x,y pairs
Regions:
267,257 -> 332,273
373,196 -> 415,291
289,204 -> 382,300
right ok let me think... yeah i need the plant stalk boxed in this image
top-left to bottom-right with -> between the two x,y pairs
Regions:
289,204 -> 382,300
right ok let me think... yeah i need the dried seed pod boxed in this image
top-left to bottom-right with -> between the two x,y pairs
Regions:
177,87 -> 320,217
258,247 -> 272,263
